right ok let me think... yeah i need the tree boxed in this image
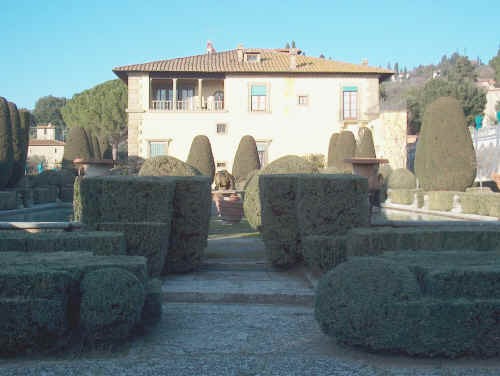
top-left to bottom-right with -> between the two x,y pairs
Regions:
285,42 -> 290,49
61,79 -> 127,160
7,102 -> 24,187
407,73 -> 486,133
0,97 -> 13,188
62,126 -> 92,167
394,62 -> 399,75
32,96 -> 67,140
489,48 -> 500,87
291,40 -> 296,48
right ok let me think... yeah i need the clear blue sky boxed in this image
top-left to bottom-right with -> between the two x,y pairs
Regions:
1,0 -> 499,110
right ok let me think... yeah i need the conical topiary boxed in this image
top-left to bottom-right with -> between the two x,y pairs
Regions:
7,102 -> 24,187
84,128 -> 95,159
186,135 -> 215,181
355,127 -> 376,158
99,136 -> 112,159
326,132 -> 339,167
243,155 -> 318,230
415,96 -> 476,191
139,155 -> 201,176
63,126 -> 93,168
232,135 -> 261,185
331,130 -> 356,172
386,168 -> 417,189
0,97 -> 13,189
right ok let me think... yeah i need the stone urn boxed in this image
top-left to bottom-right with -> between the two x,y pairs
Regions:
220,194 -> 243,223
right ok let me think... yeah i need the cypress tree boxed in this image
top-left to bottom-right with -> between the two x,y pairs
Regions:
0,97 -> 13,189
232,135 -> 261,183
7,102 -> 24,187
326,133 -> 339,167
91,133 -> 102,160
84,128 -> 95,159
186,135 -> 215,181
99,136 -> 112,159
355,127 -> 376,158
62,126 -> 92,168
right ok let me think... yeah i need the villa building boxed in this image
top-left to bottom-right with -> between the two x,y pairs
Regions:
27,123 -> 65,169
113,45 -> 396,170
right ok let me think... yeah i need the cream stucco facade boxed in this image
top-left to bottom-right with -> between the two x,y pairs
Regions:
126,73 -> 391,171
116,47 -> 400,171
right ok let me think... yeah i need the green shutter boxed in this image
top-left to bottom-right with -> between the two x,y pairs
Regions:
251,85 -> 267,96
342,86 -> 358,92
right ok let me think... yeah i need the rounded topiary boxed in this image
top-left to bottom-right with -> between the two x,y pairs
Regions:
7,102 -> 24,187
63,126 -> 93,168
243,155 -> 318,230
186,135 -> 215,181
355,127 -> 376,158
80,267 -> 145,343
0,97 -> 13,189
32,169 -> 75,189
232,135 -> 261,185
387,168 -> 417,189
415,96 -> 476,191
314,257 -> 421,348
139,155 -> 201,176
330,130 -> 356,172
326,133 -> 339,167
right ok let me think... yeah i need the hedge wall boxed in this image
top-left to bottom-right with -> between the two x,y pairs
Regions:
315,251 -> 500,357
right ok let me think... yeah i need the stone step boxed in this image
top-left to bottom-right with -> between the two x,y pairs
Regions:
161,267 -> 315,306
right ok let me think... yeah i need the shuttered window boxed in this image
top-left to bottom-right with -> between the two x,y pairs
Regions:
250,84 -> 268,112
150,141 -> 169,157
342,86 -> 358,120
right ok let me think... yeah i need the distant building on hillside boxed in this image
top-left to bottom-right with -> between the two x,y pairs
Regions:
27,123 -> 65,169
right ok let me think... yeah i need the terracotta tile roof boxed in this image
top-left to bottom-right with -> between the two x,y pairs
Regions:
29,139 -> 65,146
113,49 -> 393,79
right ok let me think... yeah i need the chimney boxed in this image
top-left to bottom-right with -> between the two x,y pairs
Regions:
206,40 -> 216,54
289,48 -> 298,70
237,44 -> 244,62
361,58 -> 368,66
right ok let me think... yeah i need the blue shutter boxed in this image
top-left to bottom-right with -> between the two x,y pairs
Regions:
251,85 -> 267,96
342,86 -> 358,92
150,142 -> 167,157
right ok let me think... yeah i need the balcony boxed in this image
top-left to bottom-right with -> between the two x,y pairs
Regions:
151,98 -> 224,112
150,77 -> 224,112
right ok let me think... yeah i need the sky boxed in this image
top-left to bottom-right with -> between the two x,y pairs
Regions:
1,0 -> 499,110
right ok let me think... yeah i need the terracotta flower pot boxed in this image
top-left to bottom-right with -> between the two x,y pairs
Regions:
220,194 -> 243,223
492,173 -> 500,190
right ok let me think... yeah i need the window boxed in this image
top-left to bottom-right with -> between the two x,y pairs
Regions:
250,84 -> 268,112
246,53 -> 260,63
298,95 -> 309,106
216,123 -> 227,135
256,140 -> 271,167
342,86 -> 358,120
149,141 -> 169,157
216,161 -> 227,168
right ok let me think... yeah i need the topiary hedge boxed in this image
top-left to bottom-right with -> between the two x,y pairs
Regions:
386,168 -> 416,189
329,130 -> 356,172
427,191 -> 460,212
0,191 -> 17,210
80,267 -> 145,344
315,251 -> 500,357
243,155 -> 318,231
0,231 -> 126,255
259,174 -> 368,268
139,155 -> 201,177
326,132 -> 339,168
415,97 -> 476,191
354,127 -> 376,158
232,135 -> 261,186
186,135 -> 215,182
302,235 -> 347,272
0,97 -> 13,189
0,251 -> 154,354
387,189 -> 419,205
98,222 -> 169,277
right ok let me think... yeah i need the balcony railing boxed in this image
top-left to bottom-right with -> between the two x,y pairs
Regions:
151,98 -> 224,112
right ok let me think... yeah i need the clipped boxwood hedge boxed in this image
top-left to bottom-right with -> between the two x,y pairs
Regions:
259,174 -> 368,268
302,235 -> 347,272
315,251 -> 500,357
0,231 -> 126,255
427,191 -> 460,212
0,191 -> 17,210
